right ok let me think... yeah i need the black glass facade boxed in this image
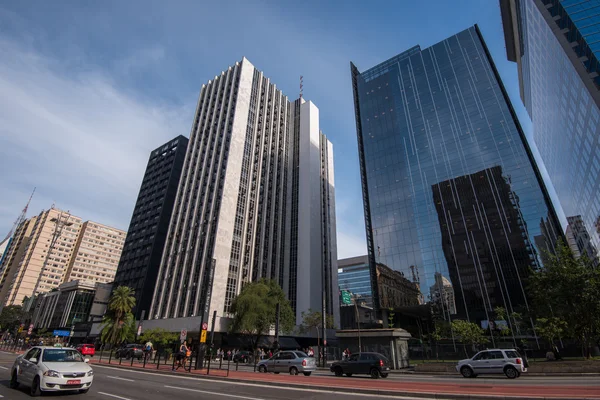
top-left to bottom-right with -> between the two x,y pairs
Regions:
113,135 -> 188,319
351,25 -> 561,324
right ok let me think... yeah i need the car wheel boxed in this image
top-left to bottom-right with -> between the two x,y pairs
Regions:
345,373 -> 353,377
303,372 -> 312,376
258,365 -> 267,373
289,367 -> 298,375
370,368 -> 380,379
9,370 -> 19,389
30,375 -> 42,397
460,366 -> 474,378
504,366 -> 518,379
381,373 -> 389,378
334,367 -> 343,377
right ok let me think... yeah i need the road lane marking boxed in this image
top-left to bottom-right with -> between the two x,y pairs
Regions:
98,392 -> 134,400
107,375 -> 135,382
0,366 -> 8,370
165,385 -> 265,400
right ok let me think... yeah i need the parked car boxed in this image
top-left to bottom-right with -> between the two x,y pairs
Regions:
257,351 -> 316,376
456,349 -> 527,379
76,344 -> 96,357
330,352 -> 391,379
233,351 -> 252,363
10,346 -> 93,396
115,344 -> 143,360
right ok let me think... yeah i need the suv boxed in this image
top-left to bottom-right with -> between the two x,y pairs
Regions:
457,349 -> 526,379
257,351 -> 317,376
330,352 -> 391,379
115,344 -> 143,360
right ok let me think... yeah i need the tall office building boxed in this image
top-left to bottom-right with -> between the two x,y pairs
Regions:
150,58 -> 338,328
351,25 -> 560,324
501,0 -> 600,258
113,135 -> 188,319
64,221 -> 126,285
0,207 -> 125,308
338,255 -> 372,306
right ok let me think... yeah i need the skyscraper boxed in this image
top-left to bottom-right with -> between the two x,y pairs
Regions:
351,25 -> 560,325
501,0 -> 600,258
149,58 -> 338,328
113,135 -> 188,319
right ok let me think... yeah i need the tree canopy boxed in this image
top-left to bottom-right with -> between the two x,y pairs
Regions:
139,328 -> 178,350
0,305 -> 25,332
451,320 -> 488,357
229,279 -> 294,350
529,239 -> 600,358
299,309 -> 335,334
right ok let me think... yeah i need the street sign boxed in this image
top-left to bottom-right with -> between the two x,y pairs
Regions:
137,325 -> 142,336
202,322 -> 208,331
180,329 -> 187,341
200,330 -> 207,343
341,291 -> 352,305
27,324 -> 33,335
53,330 -> 70,337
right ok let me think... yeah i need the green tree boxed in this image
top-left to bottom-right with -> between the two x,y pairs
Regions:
0,305 -> 26,332
100,286 -> 136,346
452,320 -> 488,358
229,280 -> 294,353
529,239 -> 600,358
535,317 -> 567,351
299,308 -> 335,351
139,328 -> 178,351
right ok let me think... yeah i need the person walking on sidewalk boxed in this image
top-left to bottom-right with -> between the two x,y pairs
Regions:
144,340 -> 153,363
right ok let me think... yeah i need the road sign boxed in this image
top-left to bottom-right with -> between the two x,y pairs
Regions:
200,330 -> 207,343
341,291 -> 352,305
53,330 -> 70,337
180,329 -> 187,341
137,325 -> 142,336
27,324 -> 33,335
202,322 -> 208,331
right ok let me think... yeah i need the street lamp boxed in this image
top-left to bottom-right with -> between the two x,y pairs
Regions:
28,211 -> 73,312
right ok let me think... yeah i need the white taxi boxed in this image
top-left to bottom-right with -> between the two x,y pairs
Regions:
10,346 -> 93,396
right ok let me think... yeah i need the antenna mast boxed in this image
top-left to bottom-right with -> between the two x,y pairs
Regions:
299,75 -> 303,99
2,187 -> 35,241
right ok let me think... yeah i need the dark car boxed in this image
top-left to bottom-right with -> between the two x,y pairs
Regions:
233,351 -> 252,363
115,344 -> 143,360
330,352 -> 391,379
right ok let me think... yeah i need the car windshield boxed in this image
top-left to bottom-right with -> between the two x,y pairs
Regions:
42,349 -> 84,362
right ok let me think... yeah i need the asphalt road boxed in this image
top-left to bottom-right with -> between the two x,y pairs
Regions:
0,351 -> 597,400
0,351 -> 427,400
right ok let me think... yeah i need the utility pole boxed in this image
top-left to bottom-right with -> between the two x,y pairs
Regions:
354,294 -> 361,352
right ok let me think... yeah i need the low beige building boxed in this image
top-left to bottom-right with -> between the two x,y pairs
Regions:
0,207 -> 126,308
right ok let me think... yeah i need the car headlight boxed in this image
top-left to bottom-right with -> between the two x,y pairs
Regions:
87,370 -> 94,376
43,370 -> 61,378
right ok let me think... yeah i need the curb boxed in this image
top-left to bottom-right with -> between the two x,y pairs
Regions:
89,362 -> 600,400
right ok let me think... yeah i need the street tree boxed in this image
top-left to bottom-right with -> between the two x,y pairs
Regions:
139,328 -> 178,352
100,286 -> 136,346
0,305 -> 26,332
229,279 -> 294,355
299,309 -> 335,351
535,317 -> 567,351
451,320 -> 488,358
529,239 -> 600,358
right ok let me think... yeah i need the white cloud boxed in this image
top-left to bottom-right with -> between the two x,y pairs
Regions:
0,37 -> 194,232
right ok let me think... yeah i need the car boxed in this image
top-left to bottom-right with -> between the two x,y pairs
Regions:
257,351 -> 317,376
456,349 -> 527,379
330,352 -> 391,379
76,344 -> 95,357
232,351 -> 252,363
10,346 -> 93,396
115,344 -> 143,360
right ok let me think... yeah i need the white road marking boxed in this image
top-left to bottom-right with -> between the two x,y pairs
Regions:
98,392 -> 134,400
107,375 -> 135,382
93,365 -> 438,399
0,366 -> 9,370
164,385 -> 265,400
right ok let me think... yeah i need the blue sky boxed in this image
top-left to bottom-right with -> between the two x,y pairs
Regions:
0,0 -> 565,258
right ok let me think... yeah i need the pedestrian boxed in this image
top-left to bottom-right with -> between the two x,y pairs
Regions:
342,349 -> 347,360
175,342 -> 189,371
144,340 -> 153,362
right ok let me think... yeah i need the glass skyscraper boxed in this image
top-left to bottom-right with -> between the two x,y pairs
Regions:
351,25 -> 561,325
501,0 -> 600,261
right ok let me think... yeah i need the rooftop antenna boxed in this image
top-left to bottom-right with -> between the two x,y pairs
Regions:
299,75 -> 303,99
2,187 -> 35,242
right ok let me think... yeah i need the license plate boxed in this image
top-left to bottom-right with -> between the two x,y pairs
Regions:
66,380 -> 81,385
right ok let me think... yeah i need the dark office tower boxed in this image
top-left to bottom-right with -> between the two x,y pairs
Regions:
501,0 -> 600,259
351,25 -> 560,324
113,136 -> 188,319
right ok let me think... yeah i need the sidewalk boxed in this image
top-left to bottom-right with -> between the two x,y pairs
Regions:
88,358 -> 600,400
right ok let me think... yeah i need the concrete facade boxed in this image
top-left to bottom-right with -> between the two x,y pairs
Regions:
149,58 -> 338,331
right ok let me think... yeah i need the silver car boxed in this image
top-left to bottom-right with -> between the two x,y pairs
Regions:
257,350 -> 317,376
457,349 -> 527,379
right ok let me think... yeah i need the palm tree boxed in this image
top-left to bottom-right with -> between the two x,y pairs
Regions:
101,286 -> 135,346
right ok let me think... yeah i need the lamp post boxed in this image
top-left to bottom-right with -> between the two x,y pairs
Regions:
28,210 -> 73,311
